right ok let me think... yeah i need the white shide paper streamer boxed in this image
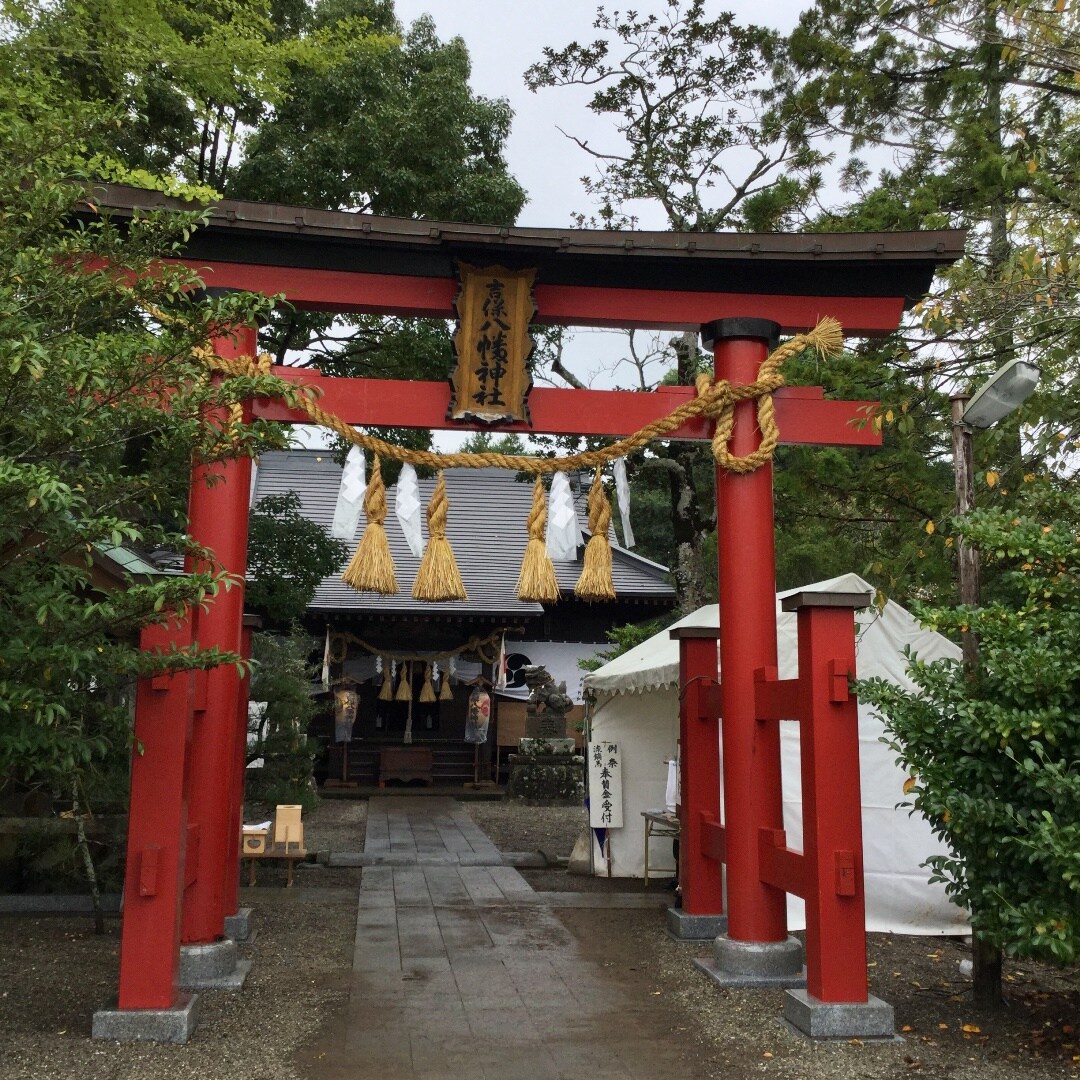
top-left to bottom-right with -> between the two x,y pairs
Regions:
330,445 -> 366,540
545,471 -> 581,562
612,457 -> 635,548
395,463 -> 424,558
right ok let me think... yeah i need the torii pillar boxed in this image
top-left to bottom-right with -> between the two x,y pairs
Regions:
701,318 -> 804,984
92,616 -> 200,1042
177,322 -> 257,991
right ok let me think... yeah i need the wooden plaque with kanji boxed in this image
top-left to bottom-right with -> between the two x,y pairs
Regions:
450,262 -> 536,425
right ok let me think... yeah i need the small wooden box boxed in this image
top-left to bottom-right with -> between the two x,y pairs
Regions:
242,829 -> 270,855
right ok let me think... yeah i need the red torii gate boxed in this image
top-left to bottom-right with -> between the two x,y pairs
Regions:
89,185 -> 964,1042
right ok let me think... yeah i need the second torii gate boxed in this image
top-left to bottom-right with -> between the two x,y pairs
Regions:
90,184 -> 964,1043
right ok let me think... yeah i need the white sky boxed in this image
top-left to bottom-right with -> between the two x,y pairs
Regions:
392,1 -> 805,229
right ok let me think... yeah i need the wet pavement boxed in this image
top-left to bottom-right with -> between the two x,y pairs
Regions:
298,796 -> 703,1079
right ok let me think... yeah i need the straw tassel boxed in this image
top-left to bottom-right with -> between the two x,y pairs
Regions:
395,662 -> 412,702
341,456 -> 399,594
412,471 -> 467,601
807,315 -> 844,359
419,663 -> 437,703
574,467 -> 616,601
516,477 -> 561,602
378,659 -> 393,701
439,672 -> 454,700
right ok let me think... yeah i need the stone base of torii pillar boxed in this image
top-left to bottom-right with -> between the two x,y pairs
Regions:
694,935 -> 806,990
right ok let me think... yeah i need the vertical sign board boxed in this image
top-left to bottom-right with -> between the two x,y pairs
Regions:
450,262 -> 536,425
588,742 -> 623,829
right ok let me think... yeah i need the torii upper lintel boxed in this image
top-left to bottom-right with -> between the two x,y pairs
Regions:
91,183 -> 965,336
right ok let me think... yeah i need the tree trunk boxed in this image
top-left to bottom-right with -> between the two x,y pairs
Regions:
971,934 -> 1004,1010
964,8 -> 1006,1013
665,446 -> 714,612
71,780 -> 105,936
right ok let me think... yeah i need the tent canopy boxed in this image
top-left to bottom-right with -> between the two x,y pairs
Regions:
583,573 -> 958,696
582,574 -> 968,935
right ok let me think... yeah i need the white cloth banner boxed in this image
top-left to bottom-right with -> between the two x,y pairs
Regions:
395,463 -> 424,558
545,472 -> 580,562
321,625 -> 331,690
454,658 -> 482,684
330,445 -> 366,540
664,758 -> 678,814
495,633 -> 507,690
612,457 -> 635,548
588,742 -> 623,828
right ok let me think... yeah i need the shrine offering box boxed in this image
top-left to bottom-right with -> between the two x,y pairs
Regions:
242,826 -> 270,855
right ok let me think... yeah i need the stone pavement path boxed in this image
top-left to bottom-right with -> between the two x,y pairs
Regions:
298,797 -> 705,1080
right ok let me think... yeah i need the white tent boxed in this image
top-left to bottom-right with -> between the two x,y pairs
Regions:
584,573 -> 970,936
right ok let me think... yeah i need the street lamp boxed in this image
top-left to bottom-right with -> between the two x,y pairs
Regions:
950,359 -> 1041,667
960,359 -> 1042,429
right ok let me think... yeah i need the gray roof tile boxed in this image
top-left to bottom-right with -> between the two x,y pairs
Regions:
252,450 -> 674,616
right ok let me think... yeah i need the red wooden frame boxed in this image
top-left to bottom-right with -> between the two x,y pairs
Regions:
114,215 -> 935,1026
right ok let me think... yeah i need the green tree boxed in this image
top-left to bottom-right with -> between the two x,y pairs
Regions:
526,1 -> 826,232
235,5 -> 524,222
0,70 -> 292,834
247,630 -> 320,808
246,492 -> 349,628
769,344 -> 959,605
858,482 -> 1080,981
233,3 -> 528,462
5,0 -> 392,192
10,0 -> 526,389
781,0 -> 1080,575
244,487 -> 350,803
458,431 -> 527,456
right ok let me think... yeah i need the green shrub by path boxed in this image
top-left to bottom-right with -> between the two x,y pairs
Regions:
246,630 -> 321,812
859,481 -> 1080,969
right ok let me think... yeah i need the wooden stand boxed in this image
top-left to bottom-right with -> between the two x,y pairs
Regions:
379,746 -> 433,787
463,742 -> 496,790
241,806 -> 307,887
325,740 -> 358,789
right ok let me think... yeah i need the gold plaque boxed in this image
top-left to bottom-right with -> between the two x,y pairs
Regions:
450,262 -> 536,425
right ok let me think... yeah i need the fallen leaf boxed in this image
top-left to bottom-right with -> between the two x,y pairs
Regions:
962,1024 -> 982,1034
938,1023 -> 949,1030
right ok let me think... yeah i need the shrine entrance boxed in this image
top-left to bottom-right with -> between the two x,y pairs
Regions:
91,183 -> 964,1042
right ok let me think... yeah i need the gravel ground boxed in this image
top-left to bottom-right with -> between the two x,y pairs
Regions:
1,795 -> 1076,1080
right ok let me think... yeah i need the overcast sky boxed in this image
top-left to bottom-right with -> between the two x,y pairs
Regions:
392,1 -> 805,229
